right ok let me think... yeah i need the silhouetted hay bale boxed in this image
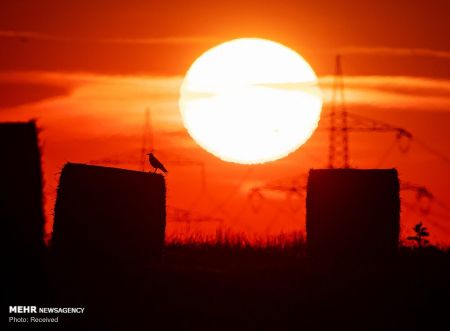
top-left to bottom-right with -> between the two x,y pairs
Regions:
52,163 -> 166,266
1,121 -> 47,301
0,121 -> 45,255
306,169 -> 400,263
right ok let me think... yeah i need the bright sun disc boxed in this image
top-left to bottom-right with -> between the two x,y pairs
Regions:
179,38 -> 322,164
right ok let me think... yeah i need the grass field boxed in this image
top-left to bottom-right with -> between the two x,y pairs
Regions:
41,233 -> 450,331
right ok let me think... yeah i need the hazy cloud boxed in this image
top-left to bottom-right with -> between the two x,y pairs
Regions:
0,82 -> 72,109
0,29 -> 219,45
319,75 -> 450,111
0,30 -> 66,41
257,76 -> 450,112
338,47 -> 450,61
100,36 -> 220,45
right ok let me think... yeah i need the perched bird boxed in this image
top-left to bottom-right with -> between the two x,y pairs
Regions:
147,152 -> 168,174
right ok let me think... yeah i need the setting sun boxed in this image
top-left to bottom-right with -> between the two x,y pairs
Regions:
3,2 -> 450,329
179,38 -> 322,164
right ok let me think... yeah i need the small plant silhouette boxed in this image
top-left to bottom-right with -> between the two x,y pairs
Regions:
407,222 -> 430,248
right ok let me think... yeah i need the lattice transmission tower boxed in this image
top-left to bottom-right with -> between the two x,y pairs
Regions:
326,55 -> 413,168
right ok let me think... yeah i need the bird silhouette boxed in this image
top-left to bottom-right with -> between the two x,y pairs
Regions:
147,152 -> 168,174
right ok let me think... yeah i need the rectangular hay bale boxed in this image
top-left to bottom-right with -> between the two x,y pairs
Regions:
306,169 -> 400,262
1,121 -> 47,303
52,163 -> 166,264
0,121 -> 45,255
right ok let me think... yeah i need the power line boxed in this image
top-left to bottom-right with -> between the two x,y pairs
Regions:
402,201 -> 450,235
413,137 -> 450,165
433,198 -> 450,216
206,167 -> 254,217
375,138 -> 398,168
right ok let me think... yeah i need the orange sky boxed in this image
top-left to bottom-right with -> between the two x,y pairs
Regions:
1,1 -> 449,244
